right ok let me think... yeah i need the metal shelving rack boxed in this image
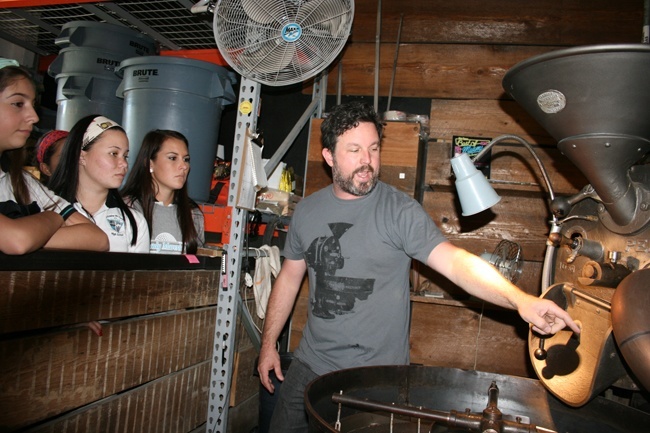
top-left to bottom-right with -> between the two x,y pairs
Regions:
206,75 -> 326,432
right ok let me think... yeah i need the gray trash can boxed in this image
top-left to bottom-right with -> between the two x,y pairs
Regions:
116,56 -> 237,203
48,21 -> 156,130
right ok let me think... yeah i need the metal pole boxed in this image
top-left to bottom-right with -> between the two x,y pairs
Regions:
386,14 -> 403,112
374,0 -> 382,112
206,77 -> 261,433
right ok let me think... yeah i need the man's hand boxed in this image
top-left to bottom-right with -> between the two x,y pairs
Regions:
519,296 -> 581,335
257,344 -> 284,394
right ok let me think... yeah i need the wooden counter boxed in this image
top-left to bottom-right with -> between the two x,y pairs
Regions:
0,250 -> 227,433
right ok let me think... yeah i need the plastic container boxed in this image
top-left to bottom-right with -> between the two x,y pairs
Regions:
47,21 -> 156,130
54,20 -> 156,55
116,56 -> 237,203
52,73 -> 123,131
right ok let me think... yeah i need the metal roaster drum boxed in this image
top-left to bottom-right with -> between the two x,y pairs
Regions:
305,365 -> 650,432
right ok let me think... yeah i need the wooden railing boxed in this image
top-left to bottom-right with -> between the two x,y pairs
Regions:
0,250 -> 222,433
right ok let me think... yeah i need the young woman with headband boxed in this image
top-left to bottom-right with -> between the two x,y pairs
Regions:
49,114 -> 150,253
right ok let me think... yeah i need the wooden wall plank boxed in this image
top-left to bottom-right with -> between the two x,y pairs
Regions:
0,270 -> 219,334
429,99 -> 552,144
24,362 -> 210,433
409,301 -> 534,378
316,44 -> 560,98
311,0 -> 642,98
422,189 -> 551,261
425,133 -> 587,195
351,0 -> 642,45
0,308 -> 215,431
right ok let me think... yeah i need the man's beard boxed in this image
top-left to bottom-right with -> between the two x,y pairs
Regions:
332,163 -> 379,197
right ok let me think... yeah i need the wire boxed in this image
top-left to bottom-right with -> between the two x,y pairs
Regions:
473,301 -> 485,371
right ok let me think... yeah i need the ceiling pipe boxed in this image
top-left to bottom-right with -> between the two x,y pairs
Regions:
374,0 -> 381,113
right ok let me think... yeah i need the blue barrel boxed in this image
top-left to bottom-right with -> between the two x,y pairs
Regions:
116,56 -> 237,203
48,21 -> 156,130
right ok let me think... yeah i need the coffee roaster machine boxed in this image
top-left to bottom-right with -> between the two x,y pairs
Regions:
305,44 -> 650,432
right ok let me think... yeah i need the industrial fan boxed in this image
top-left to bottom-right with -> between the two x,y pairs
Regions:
213,0 -> 354,86
480,239 -> 523,284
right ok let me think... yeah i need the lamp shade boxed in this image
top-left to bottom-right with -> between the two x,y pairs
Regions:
451,153 -> 501,216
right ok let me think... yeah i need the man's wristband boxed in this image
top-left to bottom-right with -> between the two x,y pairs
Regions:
59,204 -> 77,221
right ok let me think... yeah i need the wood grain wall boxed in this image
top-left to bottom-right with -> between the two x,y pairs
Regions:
316,0 -> 643,99
292,0 -> 645,377
0,253 -> 259,433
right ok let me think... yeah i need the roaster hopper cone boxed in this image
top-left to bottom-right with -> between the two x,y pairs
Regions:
503,44 -> 650,227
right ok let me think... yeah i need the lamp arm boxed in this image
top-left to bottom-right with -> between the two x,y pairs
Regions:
473,134 -> 556,202
474,135 -> 560,289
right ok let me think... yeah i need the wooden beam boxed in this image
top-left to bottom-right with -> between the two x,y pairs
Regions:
310,44 -> 560,99
351,0 -> 643,45
0,269 -> 219,334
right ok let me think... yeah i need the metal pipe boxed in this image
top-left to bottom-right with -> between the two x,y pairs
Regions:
374,0 -> 382,112
473,134 -> 556,204
337,61 -> 343,106
386,14 -> 403,112
541,223 -> 560,290
264,97 -> 320,178
331,393 -> 556,433
331,393 -> 474,428
571,288 -> 612,311
641,0 -> 650,44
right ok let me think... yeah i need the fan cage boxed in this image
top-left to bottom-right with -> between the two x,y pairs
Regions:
214,0 -> 354,86
490,240 -> 523,284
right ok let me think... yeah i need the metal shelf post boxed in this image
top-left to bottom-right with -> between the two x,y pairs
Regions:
206,77 -> 261,433
206,72 -> 325,432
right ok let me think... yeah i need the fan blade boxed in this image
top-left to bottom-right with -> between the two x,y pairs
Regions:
298,0 -> 351,38
241,0 -> 278,24
240,39 -> 295,74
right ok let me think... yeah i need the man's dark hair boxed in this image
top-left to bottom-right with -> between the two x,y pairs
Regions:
321,101 -> 383,152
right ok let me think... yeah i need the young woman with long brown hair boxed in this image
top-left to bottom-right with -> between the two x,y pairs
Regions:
0,58 -> 108,254
122,129 -> 204,254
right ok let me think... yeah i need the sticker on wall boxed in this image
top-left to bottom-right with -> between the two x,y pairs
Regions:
452,135 -> 493,178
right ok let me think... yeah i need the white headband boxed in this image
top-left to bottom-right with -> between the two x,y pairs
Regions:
0,58 -> 20,69
82,116 -> 121,150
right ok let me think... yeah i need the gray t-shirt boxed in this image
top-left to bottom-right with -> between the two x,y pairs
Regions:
148,202 -> 205,254
285,181 -> 447,375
